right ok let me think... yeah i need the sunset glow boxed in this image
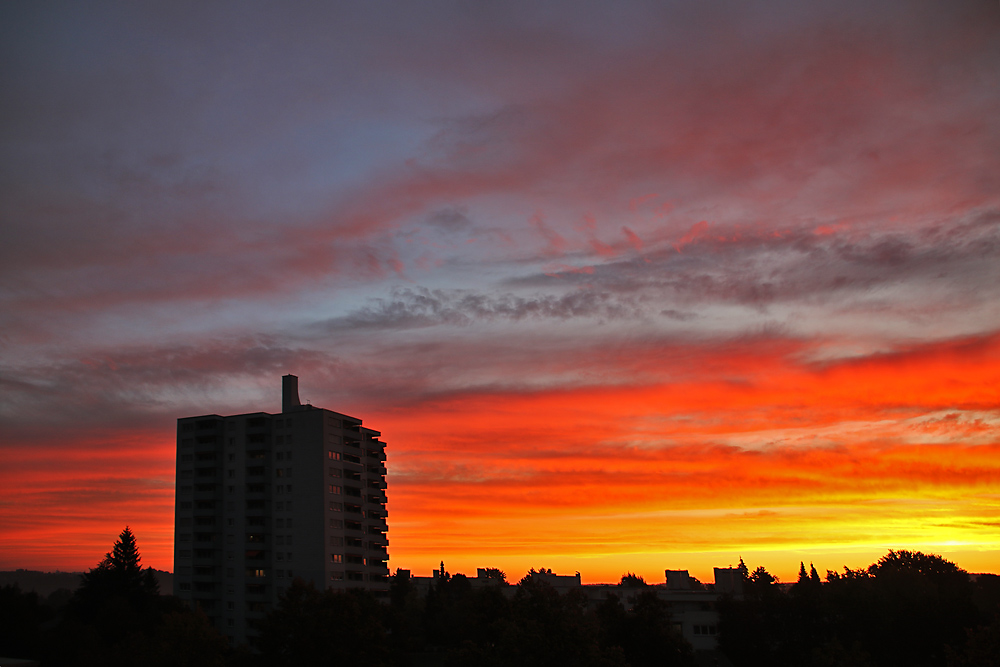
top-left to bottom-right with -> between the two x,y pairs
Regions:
2,0 -> 999,584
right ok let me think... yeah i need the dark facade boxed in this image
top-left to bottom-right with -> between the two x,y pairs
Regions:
173,375 -> 389,644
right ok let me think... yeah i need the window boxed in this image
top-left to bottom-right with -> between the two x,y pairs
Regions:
276,501 -> 284,511
329,468 -> 342,478
276,518 -> 284,528
329,485 -> 342,495
346,554 -> 364,565
287,518 -> 293,528
286,452 -> 293,461
330,572 -> 344,581
328,451 -> 341,461
276,469 -> 284,478
286,502 -> 293,511
329,518 -> 343,528
277,535 -> 284,545
276,452 -> 284,461
331,554 -> 343,563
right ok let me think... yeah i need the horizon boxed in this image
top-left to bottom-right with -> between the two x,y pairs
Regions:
2,1 -> 999,585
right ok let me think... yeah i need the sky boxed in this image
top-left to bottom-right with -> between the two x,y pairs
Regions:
1,0 -> 999,584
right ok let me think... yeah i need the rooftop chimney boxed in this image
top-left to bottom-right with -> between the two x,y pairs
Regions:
282,374 -> 301,413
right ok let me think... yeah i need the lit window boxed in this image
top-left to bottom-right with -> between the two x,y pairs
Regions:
331,554 -> 343,563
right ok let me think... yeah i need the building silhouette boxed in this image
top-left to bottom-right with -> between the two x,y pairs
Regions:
173,375 -> 389,645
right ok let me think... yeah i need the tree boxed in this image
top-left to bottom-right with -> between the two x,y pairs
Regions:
481,567 -> 508,583
48,526 -> 227,667
619,572 -> 647,587
255,580 -> 390,667
78,526 -> 159,603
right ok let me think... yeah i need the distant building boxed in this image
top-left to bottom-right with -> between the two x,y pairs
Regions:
173,375 -> 389,645
399,564 -> 740,653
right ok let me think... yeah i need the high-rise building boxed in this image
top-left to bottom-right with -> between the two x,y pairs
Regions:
173,375 -> 389,645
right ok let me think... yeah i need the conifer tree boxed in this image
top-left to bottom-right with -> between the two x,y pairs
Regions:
80,526 -> 159,600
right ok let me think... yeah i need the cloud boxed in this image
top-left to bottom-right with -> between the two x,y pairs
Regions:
313,286 -> 650,332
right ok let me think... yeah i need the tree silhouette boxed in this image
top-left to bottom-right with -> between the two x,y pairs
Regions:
619,572 -> 647,587
48,526 -> 227,667
78,526 -> 159,603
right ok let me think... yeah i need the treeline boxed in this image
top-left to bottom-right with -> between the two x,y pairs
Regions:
258,572 -> 695,667
3,531 -> 1000,667
718,551 -> 1000,667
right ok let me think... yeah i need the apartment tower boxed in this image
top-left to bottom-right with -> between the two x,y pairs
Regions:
173,375 -> 389,645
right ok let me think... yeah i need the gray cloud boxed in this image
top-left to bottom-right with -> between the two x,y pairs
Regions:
314,286 -> 650,332
507,210 -> 1000,313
